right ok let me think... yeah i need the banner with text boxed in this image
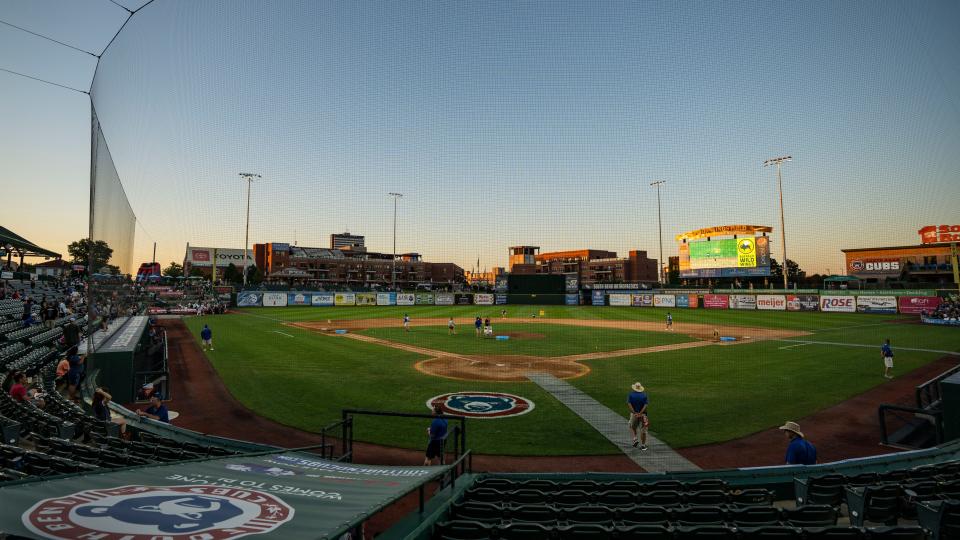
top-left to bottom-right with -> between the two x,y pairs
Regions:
898,296 -> 942,314
435,293 -> 455,305
787,295 -> 819,311
729,294 -> 756,310
591,290 -> 606,306
376,293 -> 396,306
397,293 -> 416,306
287,292 -> 311,306
334,293 -> 356,306
263,292 -> 288,307
704,294 -> 729,309
609,293 -> 632,306
356,293 -> 377,306
654,294 -> 676,308
756,295 -> 787,311
474,293 -> 494,305
565,293 -> 579,305
820,295 -> 856,312
236,292 -> 262,307
856,295 -> 898,314
415,293 -> 435,305
312,293 -> 335,306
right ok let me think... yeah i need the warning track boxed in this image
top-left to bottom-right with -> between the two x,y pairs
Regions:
289,318 -> 808,382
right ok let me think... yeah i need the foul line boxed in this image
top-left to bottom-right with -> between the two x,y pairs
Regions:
778,342 -> 814,350
272,330 -> 294,338
776,339 -> 960,356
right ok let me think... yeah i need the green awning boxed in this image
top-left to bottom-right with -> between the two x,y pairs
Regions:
0,225 -> 61,259
0,452 -> 444,539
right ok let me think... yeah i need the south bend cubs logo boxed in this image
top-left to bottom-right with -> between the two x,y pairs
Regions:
851,259 -> 865,272
428,392 -> 534,419
22,485 -> 294,540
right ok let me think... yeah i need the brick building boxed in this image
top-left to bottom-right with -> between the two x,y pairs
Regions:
508,247 -> 658,286
252,243 -> 464,289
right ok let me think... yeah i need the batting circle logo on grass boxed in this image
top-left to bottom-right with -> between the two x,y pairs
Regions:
427,392 -> 534,419
22,485 -> 294,540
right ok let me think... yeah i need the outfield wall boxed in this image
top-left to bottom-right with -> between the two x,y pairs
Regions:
234,289 -> 944,314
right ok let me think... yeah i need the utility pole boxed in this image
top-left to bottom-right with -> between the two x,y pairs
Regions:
389,192 -> 403,291
239,173 -> 261,287
650,180 -> 666,286
763,156 -> 792,289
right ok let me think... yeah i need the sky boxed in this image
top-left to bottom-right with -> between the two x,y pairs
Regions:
2,0 -> 959,275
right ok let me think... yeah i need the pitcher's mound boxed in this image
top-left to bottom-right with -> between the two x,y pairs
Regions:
417,354 -> 588,381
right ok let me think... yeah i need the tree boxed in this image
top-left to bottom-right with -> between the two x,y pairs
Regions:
67,239 -> 113,272
162,261 -> 183,278
222,263 -> 243,284
246,265 -> 263,285
770,258 -> 805,283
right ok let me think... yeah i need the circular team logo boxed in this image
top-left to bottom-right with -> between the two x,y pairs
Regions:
851,259 -> 865,271
427,392 -> 534,419
22,485 -> 294,540
737,239 -> 755,255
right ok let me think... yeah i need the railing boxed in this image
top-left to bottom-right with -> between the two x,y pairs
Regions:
341,408 -> 468,466
916,363 -> 960,410
879,403 -> 944,449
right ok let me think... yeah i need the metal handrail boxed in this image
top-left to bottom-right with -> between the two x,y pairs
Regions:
916,363 -> 960,409
878,403 -> 944,448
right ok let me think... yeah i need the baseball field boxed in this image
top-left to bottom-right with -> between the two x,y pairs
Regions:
184,306 -> 960,456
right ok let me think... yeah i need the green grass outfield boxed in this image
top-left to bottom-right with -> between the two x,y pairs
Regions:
184,306 -> 960,455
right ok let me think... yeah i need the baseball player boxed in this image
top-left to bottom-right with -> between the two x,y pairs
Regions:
882,338 -> 894,379
403,314 -> 411,332
666,312 -> 673,330
447,317 -> 456,335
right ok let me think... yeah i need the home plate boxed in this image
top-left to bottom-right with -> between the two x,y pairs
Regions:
496,363 -> 506,367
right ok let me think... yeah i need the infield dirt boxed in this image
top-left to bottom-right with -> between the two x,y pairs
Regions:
289,317 -> 808,382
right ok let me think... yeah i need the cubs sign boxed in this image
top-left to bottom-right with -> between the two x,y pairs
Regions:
427,392 -> 534,419
22,484 -> 294,539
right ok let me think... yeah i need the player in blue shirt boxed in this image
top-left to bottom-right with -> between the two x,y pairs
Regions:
780,421 -> 816,465
881,339 -> 894,379
666,312 -> 673,330
403,314 -> 411,332
474,316 -> 483,337
423,405 -> 448,465
627,382 -> 650,450
200,324 -> 213,351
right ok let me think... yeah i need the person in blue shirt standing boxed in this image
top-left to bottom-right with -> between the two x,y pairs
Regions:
200,324 -> 213,351
627,382 -> 650,451
881,339 -> 894,379
138,395 -> 170,423
779,421 -> 817,465
423,405 -> 448,465
474,316 -> 483,337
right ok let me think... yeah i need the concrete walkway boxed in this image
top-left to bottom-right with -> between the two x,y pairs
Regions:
526,372 -> 700,472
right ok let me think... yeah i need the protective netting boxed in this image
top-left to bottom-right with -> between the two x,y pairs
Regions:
89,104 -> 135,275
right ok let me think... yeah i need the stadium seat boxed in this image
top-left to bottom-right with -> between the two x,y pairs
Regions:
796,474 -> 847,507
647,480 -> 684,492
674,525 -> 736,539
846,484 -> 901,526
688,479 -> 728,491
900,481 -> 938,519
675,506 -> 726,526
498,521 -> 553,540
730,489 -> 775,507
595,489 -> 637,507
450,501 -> 504,523
561,504 -> 614,525
685,490 -> 728,506
554,489 -> 592,507
474,477 -> 515,490
463,487 -> 503,504
782,505 -> 838,528
619,504 -> 671,526
433,519 -> 494,540
802,527 -> 866,540
555,523 -> 614,539
738,526 -> 803,540
508,504 -> 557,525
604,480 -> 642,492
916,499 -> 960,540
644,490 -> 684,507
729,506 -> 781,527
509,488 -> 551,505
522,479 -> 559,492
615,524 -> 674,539
846,473 -> 880,487
562,480 -> 600,492
863,526 -> 926,540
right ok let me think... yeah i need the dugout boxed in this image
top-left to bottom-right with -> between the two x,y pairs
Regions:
506,274 -> 566,305
86,316 -> 168,404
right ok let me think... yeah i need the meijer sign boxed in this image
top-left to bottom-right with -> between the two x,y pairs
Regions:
756,295 -> 787,311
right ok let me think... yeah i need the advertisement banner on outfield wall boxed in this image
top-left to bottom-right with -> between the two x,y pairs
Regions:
287,292 -> 311,306
475,293 -> 494,305
565,276 -> 579,292
631,294 -> 643,307
494,275 -> 508,292
820,295 -> 856,312
376,293 -> 396,306
334,293 -> 356,306
688,294 -> 700,308
496,294 -> 508,305
676,295 -> 689,308
609,294 -> 631,306
312,293 -> 335,306
397,293 -> 416,306
262,292 -> 287,307
415,293 -> 434,305
236,292 -> 262,307
729,295 -> 756,310
356,293 -> 377,306
756,295 -> 786,311
565,293 -> 579,305
654,294 -> 676,308
898,296 -> 942,314
856,295 -> 897,314
454,293 -> 472,305
435,293 -> 455,305
787,295 -> 819,311
591,290 -> 605,306
704,294 -> 729,309
641,294 -> 654,306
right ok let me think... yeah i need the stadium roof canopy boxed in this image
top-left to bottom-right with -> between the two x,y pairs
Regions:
675,225 -> 773,242
0,450 -> 446,539
0,225 -> 61,259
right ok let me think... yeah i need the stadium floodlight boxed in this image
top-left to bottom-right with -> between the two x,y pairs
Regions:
650,181 -> 667,285
239,173 -> 261,287
763,156 -> 792,289
389,192 -> 403,291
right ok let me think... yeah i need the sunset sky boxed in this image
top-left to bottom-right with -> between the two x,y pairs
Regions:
2,0 -> 959,275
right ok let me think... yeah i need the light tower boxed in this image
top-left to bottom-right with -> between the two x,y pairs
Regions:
762,156 -> 792,289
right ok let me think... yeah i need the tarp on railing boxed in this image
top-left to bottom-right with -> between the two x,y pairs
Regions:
0,451 -> 441,539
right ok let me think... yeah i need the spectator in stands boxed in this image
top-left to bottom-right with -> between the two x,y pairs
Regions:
55,355 -> 70,391
92,387 -> 127,436
779,421 -> 817,465
21,297 -> 33,325
8,372 -> 28,402
66,351 -> 86,403
137,394 -> 169,423
423,405 -> 448,466
200,324 -> 213,351
627,382 -> 649,451
63,320 -> 80,351
42,300 -> 58,329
